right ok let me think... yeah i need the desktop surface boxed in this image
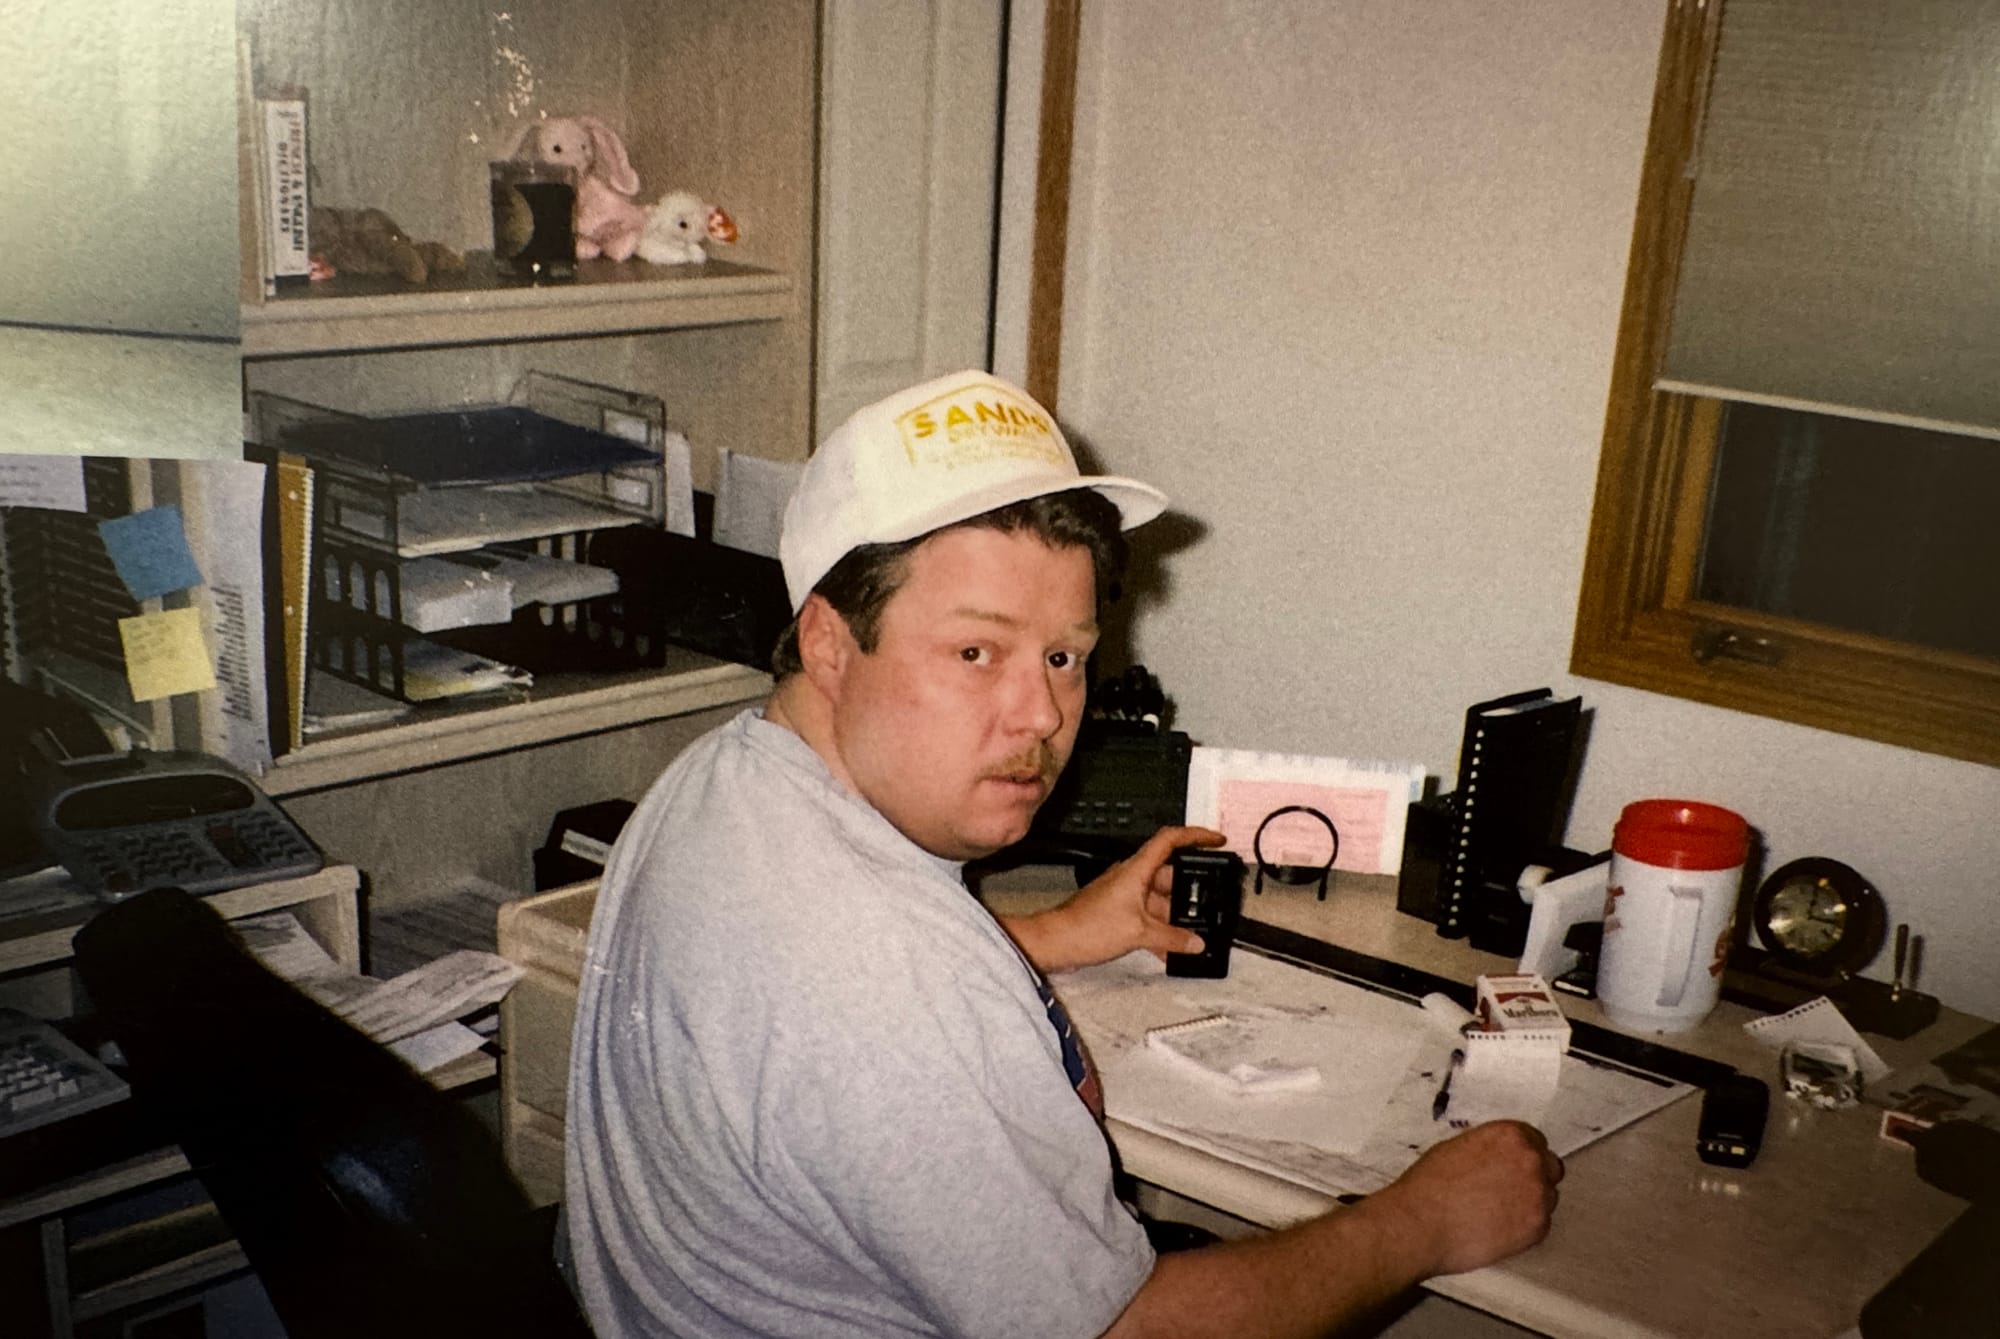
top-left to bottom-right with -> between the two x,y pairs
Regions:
982,868 -> 1988,1339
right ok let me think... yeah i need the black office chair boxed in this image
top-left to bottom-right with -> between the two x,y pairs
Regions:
1859,1120 -> 2000,1338
70,887 -> 591,1339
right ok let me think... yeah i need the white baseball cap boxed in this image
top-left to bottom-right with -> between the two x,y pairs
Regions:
779,369 -> 1169,610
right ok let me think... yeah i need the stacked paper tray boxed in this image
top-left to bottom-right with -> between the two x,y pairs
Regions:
295,408 -> 663,560
254,379 -> 672,705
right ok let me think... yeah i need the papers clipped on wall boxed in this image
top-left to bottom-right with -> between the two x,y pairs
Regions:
1185,747 -> 1427,876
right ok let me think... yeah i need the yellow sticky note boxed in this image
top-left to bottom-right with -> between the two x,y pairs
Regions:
118,608 -> 217,702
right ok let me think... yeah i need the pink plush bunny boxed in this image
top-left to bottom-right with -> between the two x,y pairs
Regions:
513,115 -> 648,262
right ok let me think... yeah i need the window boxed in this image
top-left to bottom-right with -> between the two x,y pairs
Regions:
1570,0 -> 2000,768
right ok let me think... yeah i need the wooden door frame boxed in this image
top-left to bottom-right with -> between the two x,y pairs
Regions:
1024,0 -> 1081,412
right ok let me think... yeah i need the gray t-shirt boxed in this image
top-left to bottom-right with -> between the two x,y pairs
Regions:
565,709 -> 1153,1338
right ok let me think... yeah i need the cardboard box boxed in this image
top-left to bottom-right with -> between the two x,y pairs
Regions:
1476,972 -> 1571,1052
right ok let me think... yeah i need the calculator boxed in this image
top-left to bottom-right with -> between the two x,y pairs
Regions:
30,750 -> 323,902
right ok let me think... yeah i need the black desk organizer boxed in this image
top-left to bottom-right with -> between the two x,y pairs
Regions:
585,514 -> 789,673
309,500 -> 790,702
258,377 -> 790,707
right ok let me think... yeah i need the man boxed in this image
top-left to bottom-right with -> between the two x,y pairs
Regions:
564,370 -> 1563,1337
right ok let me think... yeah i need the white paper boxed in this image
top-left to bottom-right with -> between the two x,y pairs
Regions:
0,454 -> 87,511
385,555 -> 516,632
353,485 -> 644,558
1146,1014 -> 1324,1093
1056,946 -> 1691,1199
1446,1031 -> 1564,1127
336,949 -> 523,1044
302,670 -> 412,737
235,911 -> 523,1066
713,449 -> 803,558
1743,995 -> 1890,1082
182,459 -> 274,773
233,910 -> 347,983
1116,1007 -> 1421,1152
394,636 -> 531,701
664,429 -> 697,537
473,549 -> 620,608
390,1021 -> 490,1071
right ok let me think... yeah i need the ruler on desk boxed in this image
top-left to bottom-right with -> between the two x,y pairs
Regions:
1237,919 -> 1734,1091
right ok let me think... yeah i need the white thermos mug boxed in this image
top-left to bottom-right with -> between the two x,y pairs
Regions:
1597,799 -> 1749,1033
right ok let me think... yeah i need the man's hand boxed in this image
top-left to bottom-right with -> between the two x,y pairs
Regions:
1000,826 -> 1226,974
1366,1120 -> 1565,1277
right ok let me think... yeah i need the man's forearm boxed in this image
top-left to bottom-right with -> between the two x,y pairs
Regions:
998,907 -> 1092,974
1101,1191 -> 1438,1339
1101,1120 -> 1562,1339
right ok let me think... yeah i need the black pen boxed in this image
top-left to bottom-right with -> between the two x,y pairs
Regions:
1432,1048 -> 1464,1121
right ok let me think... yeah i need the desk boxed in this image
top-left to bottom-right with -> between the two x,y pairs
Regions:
991,872 -> 1986,1339
0,868 -> 363,1337
496,871 -> 1984,1339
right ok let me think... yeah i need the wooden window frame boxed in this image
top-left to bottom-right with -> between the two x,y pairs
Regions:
1570,0 -> 2000,769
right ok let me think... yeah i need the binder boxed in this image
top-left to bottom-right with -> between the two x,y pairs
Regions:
1437,688 -> 1582,953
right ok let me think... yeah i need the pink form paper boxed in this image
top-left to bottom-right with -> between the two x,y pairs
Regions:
1186,748 -> 1427,876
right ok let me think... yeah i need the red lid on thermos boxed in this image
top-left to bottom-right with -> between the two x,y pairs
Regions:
1613,799 -> 1748,872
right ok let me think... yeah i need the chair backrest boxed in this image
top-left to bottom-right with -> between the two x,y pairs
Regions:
71,887 -> 590,1339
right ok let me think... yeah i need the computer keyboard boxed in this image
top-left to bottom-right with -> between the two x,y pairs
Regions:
0,1008 -> 129,1138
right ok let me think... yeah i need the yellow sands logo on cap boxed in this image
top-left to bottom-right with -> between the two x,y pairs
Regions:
895,381 -> 1068,471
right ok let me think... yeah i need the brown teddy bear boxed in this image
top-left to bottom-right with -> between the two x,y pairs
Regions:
309,205 -> 465,286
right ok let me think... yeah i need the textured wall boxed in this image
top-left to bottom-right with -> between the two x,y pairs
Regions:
0,0 -> 238,338
1046,2 -> 2000,1016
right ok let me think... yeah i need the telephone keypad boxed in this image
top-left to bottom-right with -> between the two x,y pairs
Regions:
63,813 -> 319,901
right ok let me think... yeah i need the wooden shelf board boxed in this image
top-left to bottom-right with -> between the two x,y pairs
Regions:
67,1200 -> 243,1318
0,1149 -> 191,1234
0,866 -> 361,979
263,654 -> 769,795
241,255 -> 793,357
68,1237 -> 249,1322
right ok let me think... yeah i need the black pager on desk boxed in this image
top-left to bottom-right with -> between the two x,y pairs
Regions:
1165,848 -> 1246,979
1697,1073 -> 1769,1168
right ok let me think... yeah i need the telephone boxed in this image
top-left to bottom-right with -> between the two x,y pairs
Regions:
2,679 -> 119,878
2,680 -> 322,900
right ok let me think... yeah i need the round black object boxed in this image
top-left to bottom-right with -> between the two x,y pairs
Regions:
1751,856 -> 1887,977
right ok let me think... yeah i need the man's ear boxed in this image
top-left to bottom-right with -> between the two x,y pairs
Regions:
794,594 -> 856,700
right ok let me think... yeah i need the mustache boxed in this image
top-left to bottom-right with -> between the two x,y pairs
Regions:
989,743 -> 1061,784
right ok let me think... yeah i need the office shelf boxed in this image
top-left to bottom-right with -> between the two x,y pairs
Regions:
66,1198 -> 247,1323
240,255 -> 793,357
0,865 -> 362,979
262,653 -> 769,796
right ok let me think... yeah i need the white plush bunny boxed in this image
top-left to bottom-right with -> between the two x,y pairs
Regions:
637,191 -> 739,265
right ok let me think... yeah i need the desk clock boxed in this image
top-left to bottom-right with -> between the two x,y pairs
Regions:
1751,856 -> 1885,976
1725,856 -> 1939,1038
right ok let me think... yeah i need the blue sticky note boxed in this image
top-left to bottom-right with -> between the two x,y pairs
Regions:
99,506 -> 204,601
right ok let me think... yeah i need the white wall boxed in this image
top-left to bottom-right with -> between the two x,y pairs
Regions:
1,1 -> 241,456
1020,2 -> 2000,1016
1,0 -> 238,340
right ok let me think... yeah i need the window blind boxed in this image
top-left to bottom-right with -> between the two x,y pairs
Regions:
1656,0 -> 2000,442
